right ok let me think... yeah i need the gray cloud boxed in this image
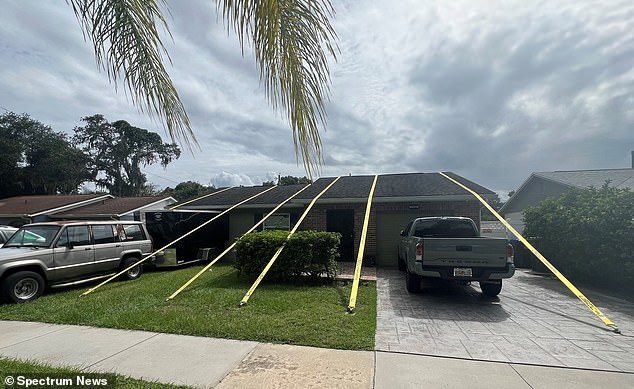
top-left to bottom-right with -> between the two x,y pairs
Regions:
1,0 -> 633,195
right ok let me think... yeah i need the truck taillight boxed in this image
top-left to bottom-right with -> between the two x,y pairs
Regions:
506,243 -> 514,264
416,242 -> 423,261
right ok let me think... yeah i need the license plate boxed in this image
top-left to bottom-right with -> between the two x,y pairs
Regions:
454,268 -> 472,277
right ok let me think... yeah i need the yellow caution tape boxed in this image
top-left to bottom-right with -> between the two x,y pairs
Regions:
439,172 -> 620,333
165,184 -> 312,301
240,177 -> 341,306
168,187 -> 232,210
347,175 -> 378,313
80,185 -> 277,297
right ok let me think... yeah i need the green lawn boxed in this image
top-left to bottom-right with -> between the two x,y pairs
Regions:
0,264 -> 376,350
0,358 -> 193,388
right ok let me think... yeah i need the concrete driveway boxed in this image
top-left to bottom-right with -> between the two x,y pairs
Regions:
375,268 -> 634,372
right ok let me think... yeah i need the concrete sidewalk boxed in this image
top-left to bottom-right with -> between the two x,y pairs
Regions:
1,320 -> 633,388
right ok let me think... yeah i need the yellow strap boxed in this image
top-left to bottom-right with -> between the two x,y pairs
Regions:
240,177 -> 341,305
439,172 -> 619,332
165,184 -> 312,301
347,175 -> 378,313
168,187 -> 232,210
80,185 -> 278,297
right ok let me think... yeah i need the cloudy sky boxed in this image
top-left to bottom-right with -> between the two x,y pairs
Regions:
1,0 -> 633,198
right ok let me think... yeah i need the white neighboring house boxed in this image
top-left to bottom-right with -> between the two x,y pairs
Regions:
500,167 -> 634,235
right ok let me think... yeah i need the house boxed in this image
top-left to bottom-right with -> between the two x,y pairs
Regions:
174,172 -> 496,267
0,195 -> 176,226
0,194 -> 113,226
51,196 -> 176,222
500,168 -> 634,234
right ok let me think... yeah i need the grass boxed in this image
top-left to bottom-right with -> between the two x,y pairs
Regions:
0,264 -> 376,350
0,357 -> 193,388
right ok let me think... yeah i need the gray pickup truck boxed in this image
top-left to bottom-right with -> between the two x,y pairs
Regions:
0,221 -> 153,303
398,217 -> 515,296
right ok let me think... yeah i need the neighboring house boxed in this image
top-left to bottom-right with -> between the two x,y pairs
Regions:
0,195 -> 176,226
500,168 -> 634,234
0,194 -> 113,226
51,196 -> 177,222
174,172 -> 496,268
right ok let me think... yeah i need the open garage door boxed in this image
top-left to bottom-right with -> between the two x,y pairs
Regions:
375,212 -> 418,267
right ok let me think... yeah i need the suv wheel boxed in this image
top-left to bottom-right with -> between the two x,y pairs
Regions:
2,271 -> 45,303
121,257 -> 143,280
405,269 -> 421,293
480,280 -> 502,297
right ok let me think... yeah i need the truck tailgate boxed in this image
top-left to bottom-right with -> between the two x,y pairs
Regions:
422,237 -> 507,268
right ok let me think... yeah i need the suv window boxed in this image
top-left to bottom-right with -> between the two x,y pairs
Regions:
57,226 -> 91,247
121,224 -> 146,241
5,225 -> 60,248
92,225 -> 116,244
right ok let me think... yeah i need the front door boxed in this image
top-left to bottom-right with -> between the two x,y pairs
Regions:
327,209 -> 354,261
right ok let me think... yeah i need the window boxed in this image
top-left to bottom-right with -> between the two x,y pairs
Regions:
5,225 -> 60,248
121,224 -> 145,241
262,213 -> 291,231
412,219 -> 477,238
57,226 -> 91,247
92,225 -> 116,244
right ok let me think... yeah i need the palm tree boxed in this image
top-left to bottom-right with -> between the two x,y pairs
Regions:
69,0 -> 338,177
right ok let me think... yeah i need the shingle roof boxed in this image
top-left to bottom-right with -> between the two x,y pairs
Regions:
535,169 -> 634,190
181,185 -> 307,207
181,172 -> 493,208
55,196 -> 175,217
0,194 -> 111,216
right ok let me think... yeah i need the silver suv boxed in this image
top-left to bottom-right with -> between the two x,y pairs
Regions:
0,221 -> 153,303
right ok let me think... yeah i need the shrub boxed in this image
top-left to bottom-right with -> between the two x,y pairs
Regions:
234,230 -> 341,281
523,184 -> 634,294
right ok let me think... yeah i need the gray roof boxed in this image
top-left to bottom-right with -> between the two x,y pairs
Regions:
180,172 -> 494,208
535,169 -> 634,190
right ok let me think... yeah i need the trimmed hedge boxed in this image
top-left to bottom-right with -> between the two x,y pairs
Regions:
523,184 -> 634,294
234,230 -> 341,281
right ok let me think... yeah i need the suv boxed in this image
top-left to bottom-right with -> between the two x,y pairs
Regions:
0,226 -> 18,247
0,221 -> 153,303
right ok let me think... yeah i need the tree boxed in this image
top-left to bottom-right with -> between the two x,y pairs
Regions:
262,175 -> 312,186
69,0 -> 338,176
162,181 -> 214,201
0,112 -> 92,196
73,114 -> 181,196
481,194 -> 504,221
523,184 -> 634,294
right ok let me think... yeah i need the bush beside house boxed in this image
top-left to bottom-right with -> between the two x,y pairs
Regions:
523,184 -> 634,294
234,230 -> 341,281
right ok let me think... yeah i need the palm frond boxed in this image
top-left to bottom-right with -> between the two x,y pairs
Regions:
219,0 -> 338,177
68,0 -> 196,149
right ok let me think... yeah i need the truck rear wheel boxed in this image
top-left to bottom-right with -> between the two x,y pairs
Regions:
406,269 -> 421,293
397,251 -> 406,271
480,280 -> 502,297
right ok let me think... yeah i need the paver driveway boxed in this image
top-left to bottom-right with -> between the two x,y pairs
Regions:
375,268 -> 634,372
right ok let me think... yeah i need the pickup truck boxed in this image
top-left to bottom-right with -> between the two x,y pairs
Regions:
397,217 -> 515,296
